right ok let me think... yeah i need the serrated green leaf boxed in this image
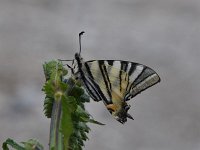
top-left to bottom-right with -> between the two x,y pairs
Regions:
75,122 -> 90,132
42,81 -> 55,98
2,138 -> 25,150
80,132 -> 89,141
2,142 -> 9,150
75,106 -> 90,118
69,86 -> 84,99
77,138 -> 84,146
43,97 -> 54,118
78,94 -> 90,103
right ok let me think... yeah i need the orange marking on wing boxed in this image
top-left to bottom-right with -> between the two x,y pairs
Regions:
106,104 -> 117,111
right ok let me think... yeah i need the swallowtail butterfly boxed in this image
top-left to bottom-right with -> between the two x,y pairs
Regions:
60,31 -> 160,124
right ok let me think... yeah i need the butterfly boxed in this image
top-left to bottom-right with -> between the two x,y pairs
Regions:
60,31 -> 160,124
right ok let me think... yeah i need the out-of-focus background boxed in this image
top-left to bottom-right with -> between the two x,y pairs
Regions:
0,0 -> 200,149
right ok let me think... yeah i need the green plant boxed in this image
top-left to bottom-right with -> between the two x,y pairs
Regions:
2,60 -> 104,150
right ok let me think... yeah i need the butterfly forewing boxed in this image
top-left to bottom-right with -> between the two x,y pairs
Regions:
83,60 -> 160,103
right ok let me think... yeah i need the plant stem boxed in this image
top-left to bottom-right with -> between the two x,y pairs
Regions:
49,92 -> 63,150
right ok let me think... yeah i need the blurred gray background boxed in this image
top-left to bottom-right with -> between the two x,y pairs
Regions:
0,0 -> 200,149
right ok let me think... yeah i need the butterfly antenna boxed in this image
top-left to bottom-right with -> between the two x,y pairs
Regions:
79,31 -> 85,56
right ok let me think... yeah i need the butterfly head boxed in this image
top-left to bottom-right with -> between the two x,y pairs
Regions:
108,102 -> 134,124
75,52 -> 81,60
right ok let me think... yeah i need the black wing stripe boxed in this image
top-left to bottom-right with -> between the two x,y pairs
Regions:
84,63 -> 94,80
98,60 -> 112,99
103,64 -> 112,91
128,62 -> 137,76
119,70 -> 122,92
83,77 -> 102,101
121,61 -> 128,72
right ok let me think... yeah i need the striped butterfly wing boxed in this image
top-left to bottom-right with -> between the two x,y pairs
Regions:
83,60 -> 160,103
